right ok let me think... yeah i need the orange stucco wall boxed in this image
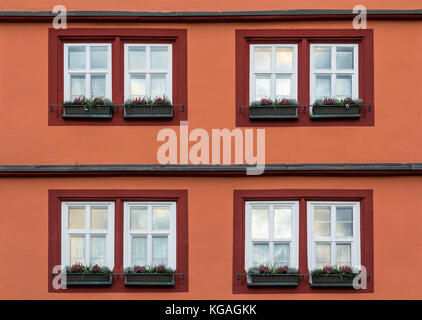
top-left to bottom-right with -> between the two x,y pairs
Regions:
0,176 -> 421,299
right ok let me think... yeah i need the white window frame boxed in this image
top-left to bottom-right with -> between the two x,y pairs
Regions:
249,44 -> 298,103
309,43 -> 359,104
61,202 -> 115,269
307,201 -> 361,271
123,202 -> 177,269
124,44 -> 172,102
63,43 -> 112,101
245,201 -> 299,270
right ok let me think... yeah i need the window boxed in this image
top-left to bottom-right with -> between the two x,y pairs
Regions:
64,44 -> 112,101
307,201 -> 360,270
245,201 -> 299,269
124,44 -> 172,101
61,202 -> 115,269
123,202 -> 176,269
249,45 -> 298,102
310,44 -> 358,103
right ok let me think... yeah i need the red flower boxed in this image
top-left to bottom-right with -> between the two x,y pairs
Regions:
258,265 -> 270,273
70,263 -> 84,273
72,97 -> 86,105
340,266 -> 353,274
155,264 -> 166,273
277,98 -> 291,106
275,266 -> 289,274
323,98 -> 336,105
133,266 -> 146,273
132,97 -> 147,105
344,97 -> 355,104
91,264 -> 102,273
259,98 -> 272,106
322,266 -> 334,274
153,97 -> 167,105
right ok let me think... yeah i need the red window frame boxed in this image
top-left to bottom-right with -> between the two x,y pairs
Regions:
233,189 -> 374,294
48,28 -> 188,126
48,189 -> 188,293
236,29 -> 374,127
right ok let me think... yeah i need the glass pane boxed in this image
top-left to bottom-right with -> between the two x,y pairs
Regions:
151,46 -> 168,70
254,47 -> 271,72
91,75 -> 106,98
68,46 -> 86,69
128,46 -> 146,71
132,236 -> 147,266
315,243 -> 331,268
274,206 -> 292,238
255,75 -> 270,101
152,236 -> 168,266
68,207 -> 85,230
130,207 -> 148,230
315,75 -> 331,99
276,47 -> 293,71
90,236 -> 106,266
314,47 -> 331,69
252,242 -> 269,266
70,236 -> 85,265
130,74 -> 146,99
152,206 -> 170,230
336,244 -> 351,267
90,207 -> 108,229
91,46 -> 108,69
274,243 -> 290,267
314,206 -> 331,237
336,47 -> 354,69
336,75 -> 352,99
150,74 -> 166,98
70,75 -> 85,100
275,75 -> 291,99
251,207 -> 269,239
336,207 -> 353,237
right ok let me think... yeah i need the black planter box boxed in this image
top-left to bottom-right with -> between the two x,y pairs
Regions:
124,273 -> 175,286
62,105 -> 114,119
249,105 -> 298,120
247,274 -> 299,286
310,274 -> 356,287
311,105 -> 361,119
64,273 -> 113,286
123,105 -> 173,119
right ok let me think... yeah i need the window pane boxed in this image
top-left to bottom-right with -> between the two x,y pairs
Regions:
336,75 -> 352,99
90,236 -> 106,266
314,206 -> 331,237
128,46 -> 146,71
251,207 -> 269,239
274,243 -> 290,267
152,236 -> 168,266
254,47 -> 271,72
68,46 -> 86,69
68,207 -> 85,230
336,207 -> 353,237
90,207 -> 108,229
132,236 -> 147,266
314,47 -> 331,69
150,74 -> 166,98
252,242 -> 269,266
91,75 -> 106,98
152,206 -> 170,230
336,244 -> 351,267
91,46 -> 108,69
255,75 -> 270,101
336,47 -> 354,70
315,243 -> 331,269
274,206 -> 292,238
130,74 -> 146,99
315,75 -> 331,99
276,47 -> 293,71
70,236 -> 85,265
151,46 -> 168,70
275,75 -> 291,99
70,75 -> 85,100
130,207 -> 148,230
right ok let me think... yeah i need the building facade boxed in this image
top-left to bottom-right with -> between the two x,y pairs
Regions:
0,1 -> 421,299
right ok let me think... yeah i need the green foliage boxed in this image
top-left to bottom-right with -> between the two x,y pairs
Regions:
247,265 -> 298,275
124,264 -> 175,274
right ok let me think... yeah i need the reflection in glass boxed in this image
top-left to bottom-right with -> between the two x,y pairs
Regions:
151,47 -> 168,70
276,47 -> 293,71
128,46 -> 146,71
130,207 -> 148,230
314,47 -> 331,69
130,74 -> 146,99
254,47 -> 271,72
255,75 -> 270,101
252,242 -> 269,266
315,75 -> 331,99
274,206 -> 292,238
275,75 -> 291,99
336,244 -> 351,267
152,236 -> 168,266
336,75 -> 352,99
90,236 -> 106,266
70,236 -> 85,265
90,207 -> 108,229
314,206 -> 331,237
251,207 -> 269,238
68,207 -> 85,230
152,206 -> 170,230
274,243 -> 290,267
315,243 -> 331,268
132,236 -> 147,266
68,46 -> 85,69
336,47 -> 354,69
91,46 -> 108,69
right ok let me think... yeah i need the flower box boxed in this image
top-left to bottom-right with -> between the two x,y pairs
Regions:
62,105 -> 114,119
64,273 -> 113,286
311,105 -> 361,119
124,273 -> 175,286
249,105 -> 299,120
247,273 -> 299,286
310,274 -> 355,287
123,105 -> 173,119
